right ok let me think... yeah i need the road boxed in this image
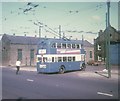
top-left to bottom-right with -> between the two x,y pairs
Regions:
2,65 -> 119,100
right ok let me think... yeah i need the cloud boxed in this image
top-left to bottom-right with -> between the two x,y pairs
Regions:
92,15 -> 101,21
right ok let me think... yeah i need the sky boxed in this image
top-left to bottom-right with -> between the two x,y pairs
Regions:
0,0 -> 119,44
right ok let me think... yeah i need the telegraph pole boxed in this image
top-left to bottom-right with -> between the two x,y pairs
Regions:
106,0 -> 111,78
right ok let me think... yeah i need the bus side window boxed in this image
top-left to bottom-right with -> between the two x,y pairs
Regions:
76,44 -> 80,49
67,44 -> 71,48
43,57 -> 47,62
55,57 -> 58,62
63,57 -> 67,62
72,44 -> 75,49
62,43 -> 66,49
52,57 -> 54,62
73,57 -> 75,61
58,57 -> 62,62
38,57 -> 42,62
68,57 -> 72,61
57,43 -> 61,48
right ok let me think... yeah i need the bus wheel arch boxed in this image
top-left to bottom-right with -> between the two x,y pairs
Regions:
59,65 -> 65,74
80,63 -> 86,71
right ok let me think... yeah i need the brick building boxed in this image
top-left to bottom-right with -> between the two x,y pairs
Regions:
2,34 -> 40,66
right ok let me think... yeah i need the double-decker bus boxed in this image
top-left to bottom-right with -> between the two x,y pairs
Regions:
36,38 -> 86,73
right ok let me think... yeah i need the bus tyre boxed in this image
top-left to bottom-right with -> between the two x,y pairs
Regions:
59,66 -> 65,74
80,63 -> 86,71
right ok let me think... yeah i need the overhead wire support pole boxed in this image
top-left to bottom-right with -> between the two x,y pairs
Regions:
106,0 -> 111,78
34,22 -> 43,38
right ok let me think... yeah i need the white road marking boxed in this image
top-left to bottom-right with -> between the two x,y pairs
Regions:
27,79 -> 34,82
97,92 -> 113,97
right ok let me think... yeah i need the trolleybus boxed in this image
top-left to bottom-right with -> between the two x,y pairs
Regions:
36,38 -> 86,73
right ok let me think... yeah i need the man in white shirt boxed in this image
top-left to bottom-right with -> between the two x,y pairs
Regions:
16,59 -> 21,74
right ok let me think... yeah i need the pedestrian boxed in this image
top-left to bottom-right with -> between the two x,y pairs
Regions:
16,59 -> 21,75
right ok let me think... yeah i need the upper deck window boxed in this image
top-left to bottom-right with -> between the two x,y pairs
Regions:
62,43 -> 66,48
57,43 -> 61,48
72,44 -> 76,49
58,57 -> 62,62
76,44 -> 80,49
50,41 -> 81,49
51,43 -> 56,48
67,44 -> 71,49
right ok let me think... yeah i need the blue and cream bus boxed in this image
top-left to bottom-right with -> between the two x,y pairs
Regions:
36,38 -> 86,73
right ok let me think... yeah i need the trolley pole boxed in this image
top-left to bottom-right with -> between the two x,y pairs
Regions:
106,0 -> 111,78
39,25 -> 42,38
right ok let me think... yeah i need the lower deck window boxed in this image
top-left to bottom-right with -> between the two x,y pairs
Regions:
58,57 -> 62,62
73,57 -> 75,61
52,57 -> 54,62
63,57 -> 67,62
39,56 -> 76,63
68,57 -> 72,61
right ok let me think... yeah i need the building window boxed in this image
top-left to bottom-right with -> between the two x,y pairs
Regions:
30,49 -> 34,60
89,51 -> 92,58
98,44 -> 101,50
98,56 -> 102,61
18,49 -> 22,60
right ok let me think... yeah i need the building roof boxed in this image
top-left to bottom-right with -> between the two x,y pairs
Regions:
83,40 -> 93,47
2,34 -> 41,45
2,34 -> 93,47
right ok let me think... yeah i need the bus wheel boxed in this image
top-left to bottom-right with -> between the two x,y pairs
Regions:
80,63 -> 86,71
59,66 -> 65,74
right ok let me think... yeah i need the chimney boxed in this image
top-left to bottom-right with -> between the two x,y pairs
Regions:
98,30 -> 103,36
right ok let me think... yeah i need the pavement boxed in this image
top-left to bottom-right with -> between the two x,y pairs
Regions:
2,66 -> 36,72
1,65 -> 119,79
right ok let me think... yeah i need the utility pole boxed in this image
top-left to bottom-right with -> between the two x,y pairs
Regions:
106,0 -> 111,78
34,22 -> 43,38
106,12 -> 108,28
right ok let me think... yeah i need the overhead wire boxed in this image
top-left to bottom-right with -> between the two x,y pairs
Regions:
3,2 -> 105,37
